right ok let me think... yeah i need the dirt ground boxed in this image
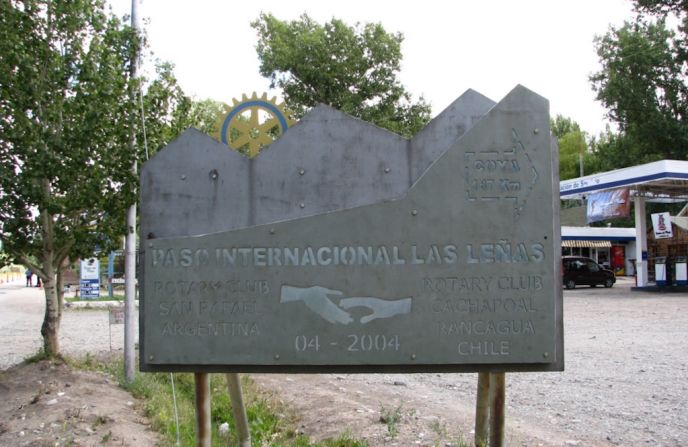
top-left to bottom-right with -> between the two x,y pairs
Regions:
254,277 -> 688,447
1,278 -> 687,447
0,359 -> 159,446
0,282 -> 158,447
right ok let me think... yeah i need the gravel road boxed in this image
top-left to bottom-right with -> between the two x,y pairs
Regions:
1,277 -> 686,446
0,281 -> 135,369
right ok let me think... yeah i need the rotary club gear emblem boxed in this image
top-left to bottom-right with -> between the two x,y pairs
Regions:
214,92 -> 296,157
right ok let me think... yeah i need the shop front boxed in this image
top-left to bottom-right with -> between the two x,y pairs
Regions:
562,226 -> 636,276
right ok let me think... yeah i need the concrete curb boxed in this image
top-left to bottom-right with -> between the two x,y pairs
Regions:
65,300 -> 139,309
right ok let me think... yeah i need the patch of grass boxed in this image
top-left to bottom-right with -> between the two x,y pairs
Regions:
92,415 -> 108,428
69,354 -> 366,446
379,403 -> 403,438
278,431 -> 367,447
429,419 -> 471,447
78,352 -> 97,368
430,418 -> 447,443
23,349 -> 68,367
24,349 -> 50,364
101,430 -> 112,443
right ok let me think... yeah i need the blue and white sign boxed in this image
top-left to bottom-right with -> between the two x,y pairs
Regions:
80,258 -> 100,299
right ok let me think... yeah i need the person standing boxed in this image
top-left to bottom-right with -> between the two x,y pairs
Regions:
25,268 -> 32,287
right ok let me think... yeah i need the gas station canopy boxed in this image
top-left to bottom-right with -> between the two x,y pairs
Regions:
560,160 -> 688,201
559,159 -> 688,288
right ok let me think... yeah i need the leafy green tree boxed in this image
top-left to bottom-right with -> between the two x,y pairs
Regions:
169,96 -> 225,141
139,65 -> 224,155
634,0 -> 687,25
558,131 -> 589,180
550,115 -> 592,180
251,13 -> 431,138
587,128 -> 638,172
0,0 -> 186,357
0,249 -> 10,269
590,18 -> 687,165
550,114 -> 582,139
633,0 -> 688,115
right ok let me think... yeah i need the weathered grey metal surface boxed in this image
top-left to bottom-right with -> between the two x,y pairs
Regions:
410,89 -> 495,182
140,133 -> 251,239
140,85 -> 563,373
252,106 -> 408,224
140,89 -> 493,238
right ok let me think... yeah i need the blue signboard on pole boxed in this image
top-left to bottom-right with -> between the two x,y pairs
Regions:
80,279 -> 100,298
80,258 -> 100,299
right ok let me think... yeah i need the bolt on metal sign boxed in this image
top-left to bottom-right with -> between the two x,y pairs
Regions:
139,85 -> 563,373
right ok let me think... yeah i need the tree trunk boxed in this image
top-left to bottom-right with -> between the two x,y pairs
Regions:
56,268 -> 64,321
39,178 -> 60,357
40,262 -> 60,357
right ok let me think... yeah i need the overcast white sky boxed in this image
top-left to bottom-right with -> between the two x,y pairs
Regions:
108,0 -> 637,136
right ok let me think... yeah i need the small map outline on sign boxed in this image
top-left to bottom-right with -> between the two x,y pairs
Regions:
464,129 -> 539,219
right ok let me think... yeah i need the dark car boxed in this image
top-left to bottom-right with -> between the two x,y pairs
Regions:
562,256 -> 616,289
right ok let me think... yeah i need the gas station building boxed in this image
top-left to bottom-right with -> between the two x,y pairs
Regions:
560,160 -> 688,287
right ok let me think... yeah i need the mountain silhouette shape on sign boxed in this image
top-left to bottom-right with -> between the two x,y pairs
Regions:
141,85 -> 547,240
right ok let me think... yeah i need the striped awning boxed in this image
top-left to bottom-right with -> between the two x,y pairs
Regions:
562,240 -> 612,248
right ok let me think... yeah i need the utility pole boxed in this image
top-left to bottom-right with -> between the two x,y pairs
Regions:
124,0 -> 141,383
579,152 -> 584,177
579,152 -> 585,209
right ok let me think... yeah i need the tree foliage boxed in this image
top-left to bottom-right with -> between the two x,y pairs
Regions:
550,115 -> 593,180
559,131 -> 590,180
137,64 -> 224,156
590,3 -> 688,167
634,0 -> 688,23
587,128 -> 641,172
251,13 -> 431,138
0,0 -> 188,356
169,96 -> 225,140
550,114 -> 582,139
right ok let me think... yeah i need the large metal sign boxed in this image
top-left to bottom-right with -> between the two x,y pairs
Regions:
140,86 -> 563,373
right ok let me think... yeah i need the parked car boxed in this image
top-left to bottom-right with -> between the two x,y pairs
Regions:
562,256 -> 616,289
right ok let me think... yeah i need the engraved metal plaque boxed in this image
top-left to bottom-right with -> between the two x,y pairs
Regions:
140,86 -> 563,373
